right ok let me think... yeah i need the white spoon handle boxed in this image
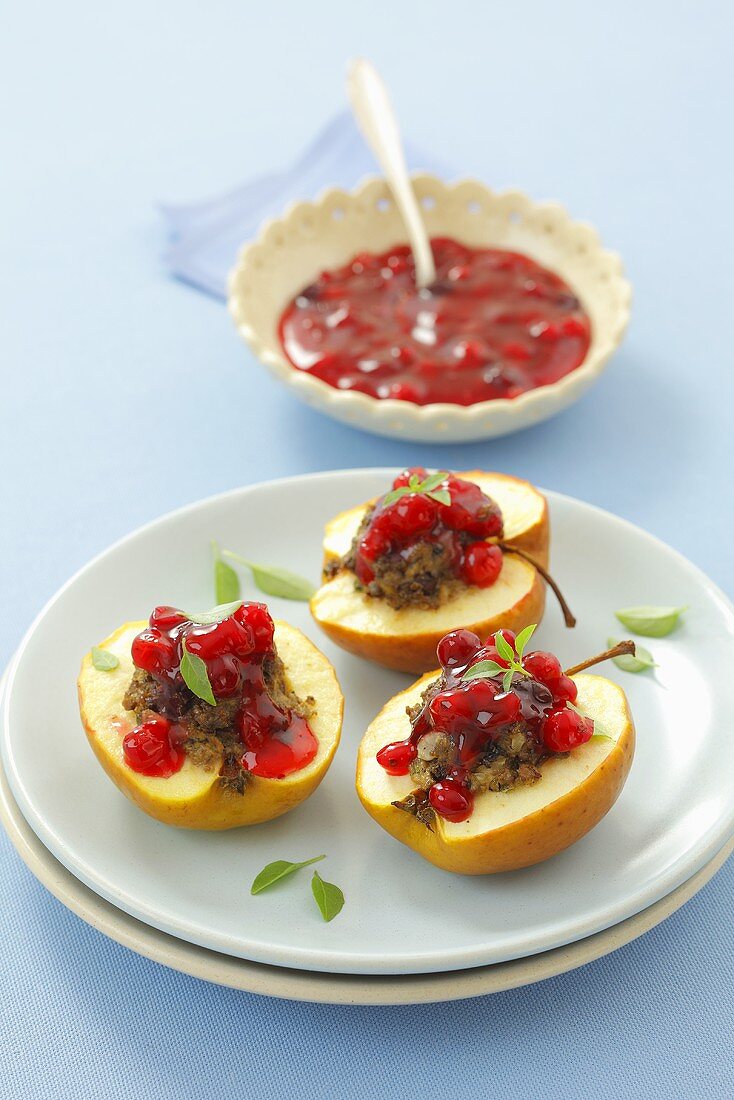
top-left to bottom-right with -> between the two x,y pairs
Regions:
347,59 -> 436,289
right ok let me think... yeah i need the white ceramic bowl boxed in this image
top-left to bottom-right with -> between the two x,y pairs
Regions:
228,175 -> 631,442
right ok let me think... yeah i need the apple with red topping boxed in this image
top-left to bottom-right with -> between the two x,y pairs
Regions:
78,601 -> 343,829
356,627 -> 635,874
310,469 -> 573,673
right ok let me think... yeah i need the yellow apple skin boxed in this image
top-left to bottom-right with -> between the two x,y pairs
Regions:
78,620 -> 343,830
356,672 -> 635,874
311,472 -> 549,674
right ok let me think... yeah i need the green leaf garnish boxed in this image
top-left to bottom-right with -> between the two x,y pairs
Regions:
495,632 -> 515,663
180,638 -> 216,706
222,550 -> 315,601
382,470 -> 452,509
250,855 -> 325,895
462,659 -> 506,680
311,871 -> 345,922
607,636 -> 656,673
514,624 -> 537,658
461,626 -> 540,692
614,605 -> 687,638
212,540 -> 241,603
91,646 -> 119,672
183,599 -> 244,625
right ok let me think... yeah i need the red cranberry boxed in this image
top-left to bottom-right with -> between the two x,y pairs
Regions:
461,542 -> 503,587
524,650 -> 562,684
443,477 -> 503,537
542,706 -> 594,752
186,617 -> 254,661
131,628 -> 177,678
123,715 -> 184,778
384,494 -> 437,539
376,740 -> 417,775
428,780 -> 473,823
429,684 -> 487,732
235,603 -> 274,653
487,629 -> 516,653
207,654 -> 242,698
552,675 -> 578,705
149,605 -> 187,630
360,521 -> 392,562
436,629 -> 481,670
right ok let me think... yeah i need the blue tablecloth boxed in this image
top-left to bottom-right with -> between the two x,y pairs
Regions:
2,1 -> 733,1096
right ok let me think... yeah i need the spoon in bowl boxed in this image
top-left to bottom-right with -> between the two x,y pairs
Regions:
347,58 -> 437,288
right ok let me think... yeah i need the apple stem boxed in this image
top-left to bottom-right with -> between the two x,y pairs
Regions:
498,543 -> 577,628
565,640 -> 636,676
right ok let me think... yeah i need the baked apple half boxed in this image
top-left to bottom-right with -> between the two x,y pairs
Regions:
310,468 -> 570,673
78,601 -> 343,829
356,627 -> 635,874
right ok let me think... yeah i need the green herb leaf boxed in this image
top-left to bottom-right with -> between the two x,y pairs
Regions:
382,471 -> 451,510
184,599 -> 244,626
614,605 -> 687,638
311,871 -> 345,922
495,632 -> 515,663
382,486 -> 410,507
462,659 -> 506,680
212,540 -> 241,604
250,855 -> 325,895
607,636 -> 656,673
91,646 -> 119,672
419,471 -> 449,493
514,624 -> 537,658
180,639 -> 216,706
222,551 -> 315,601
426,488 -> 452,506
502,669 -> 514,693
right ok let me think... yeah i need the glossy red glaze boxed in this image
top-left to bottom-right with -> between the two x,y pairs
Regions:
128,603 -> 317,780
377,629 -> 593,822
279,238 -> 591,405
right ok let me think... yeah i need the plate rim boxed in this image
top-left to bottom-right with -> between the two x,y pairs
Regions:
3,468 -> 734,975
2,752 -> 731,1005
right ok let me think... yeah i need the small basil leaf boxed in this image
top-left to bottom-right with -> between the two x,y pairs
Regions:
614,605 -> 687,638
569,702 -> 616,742
502,669 -> 514,693
250,855 -> 325,895
223,552 -> 315,601
426,489 -> 452,506
311,871 -> 345,922
180,640 -> 216,706
462,660 -> 505,680
495,632 -> 515,662
212,541 -> 241,604
607,636 -> 656,673
419,471 -> 449,493
184,599 -> 243,626
382,486 -> 411,508
514,624 -> 537,658
91,646 -> 119,672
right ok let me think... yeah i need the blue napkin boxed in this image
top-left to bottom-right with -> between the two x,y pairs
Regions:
160,111 -> 448,300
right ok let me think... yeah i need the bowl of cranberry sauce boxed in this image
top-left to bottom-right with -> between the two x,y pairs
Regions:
229,175 -> 631,442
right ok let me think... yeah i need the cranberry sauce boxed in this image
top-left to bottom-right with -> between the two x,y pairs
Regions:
377,628 -> 594,823
279,237 -> 591,406
125,603 -> 318,781
355,468 -> 503,590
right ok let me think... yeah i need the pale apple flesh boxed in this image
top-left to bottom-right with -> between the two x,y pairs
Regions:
78,621 -> 343,830
311,472 -> 549,673
356,672 -> 635,874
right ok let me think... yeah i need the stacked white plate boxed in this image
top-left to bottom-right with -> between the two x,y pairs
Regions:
2,470 -> 733,1004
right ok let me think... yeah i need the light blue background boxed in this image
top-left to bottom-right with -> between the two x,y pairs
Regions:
2,2 -> 733,1097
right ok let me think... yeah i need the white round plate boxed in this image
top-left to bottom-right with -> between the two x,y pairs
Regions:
2,470 -> 734,976
2,753 -> 730,1004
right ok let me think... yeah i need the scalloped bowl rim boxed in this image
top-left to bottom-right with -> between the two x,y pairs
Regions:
227,175 -> 632,435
